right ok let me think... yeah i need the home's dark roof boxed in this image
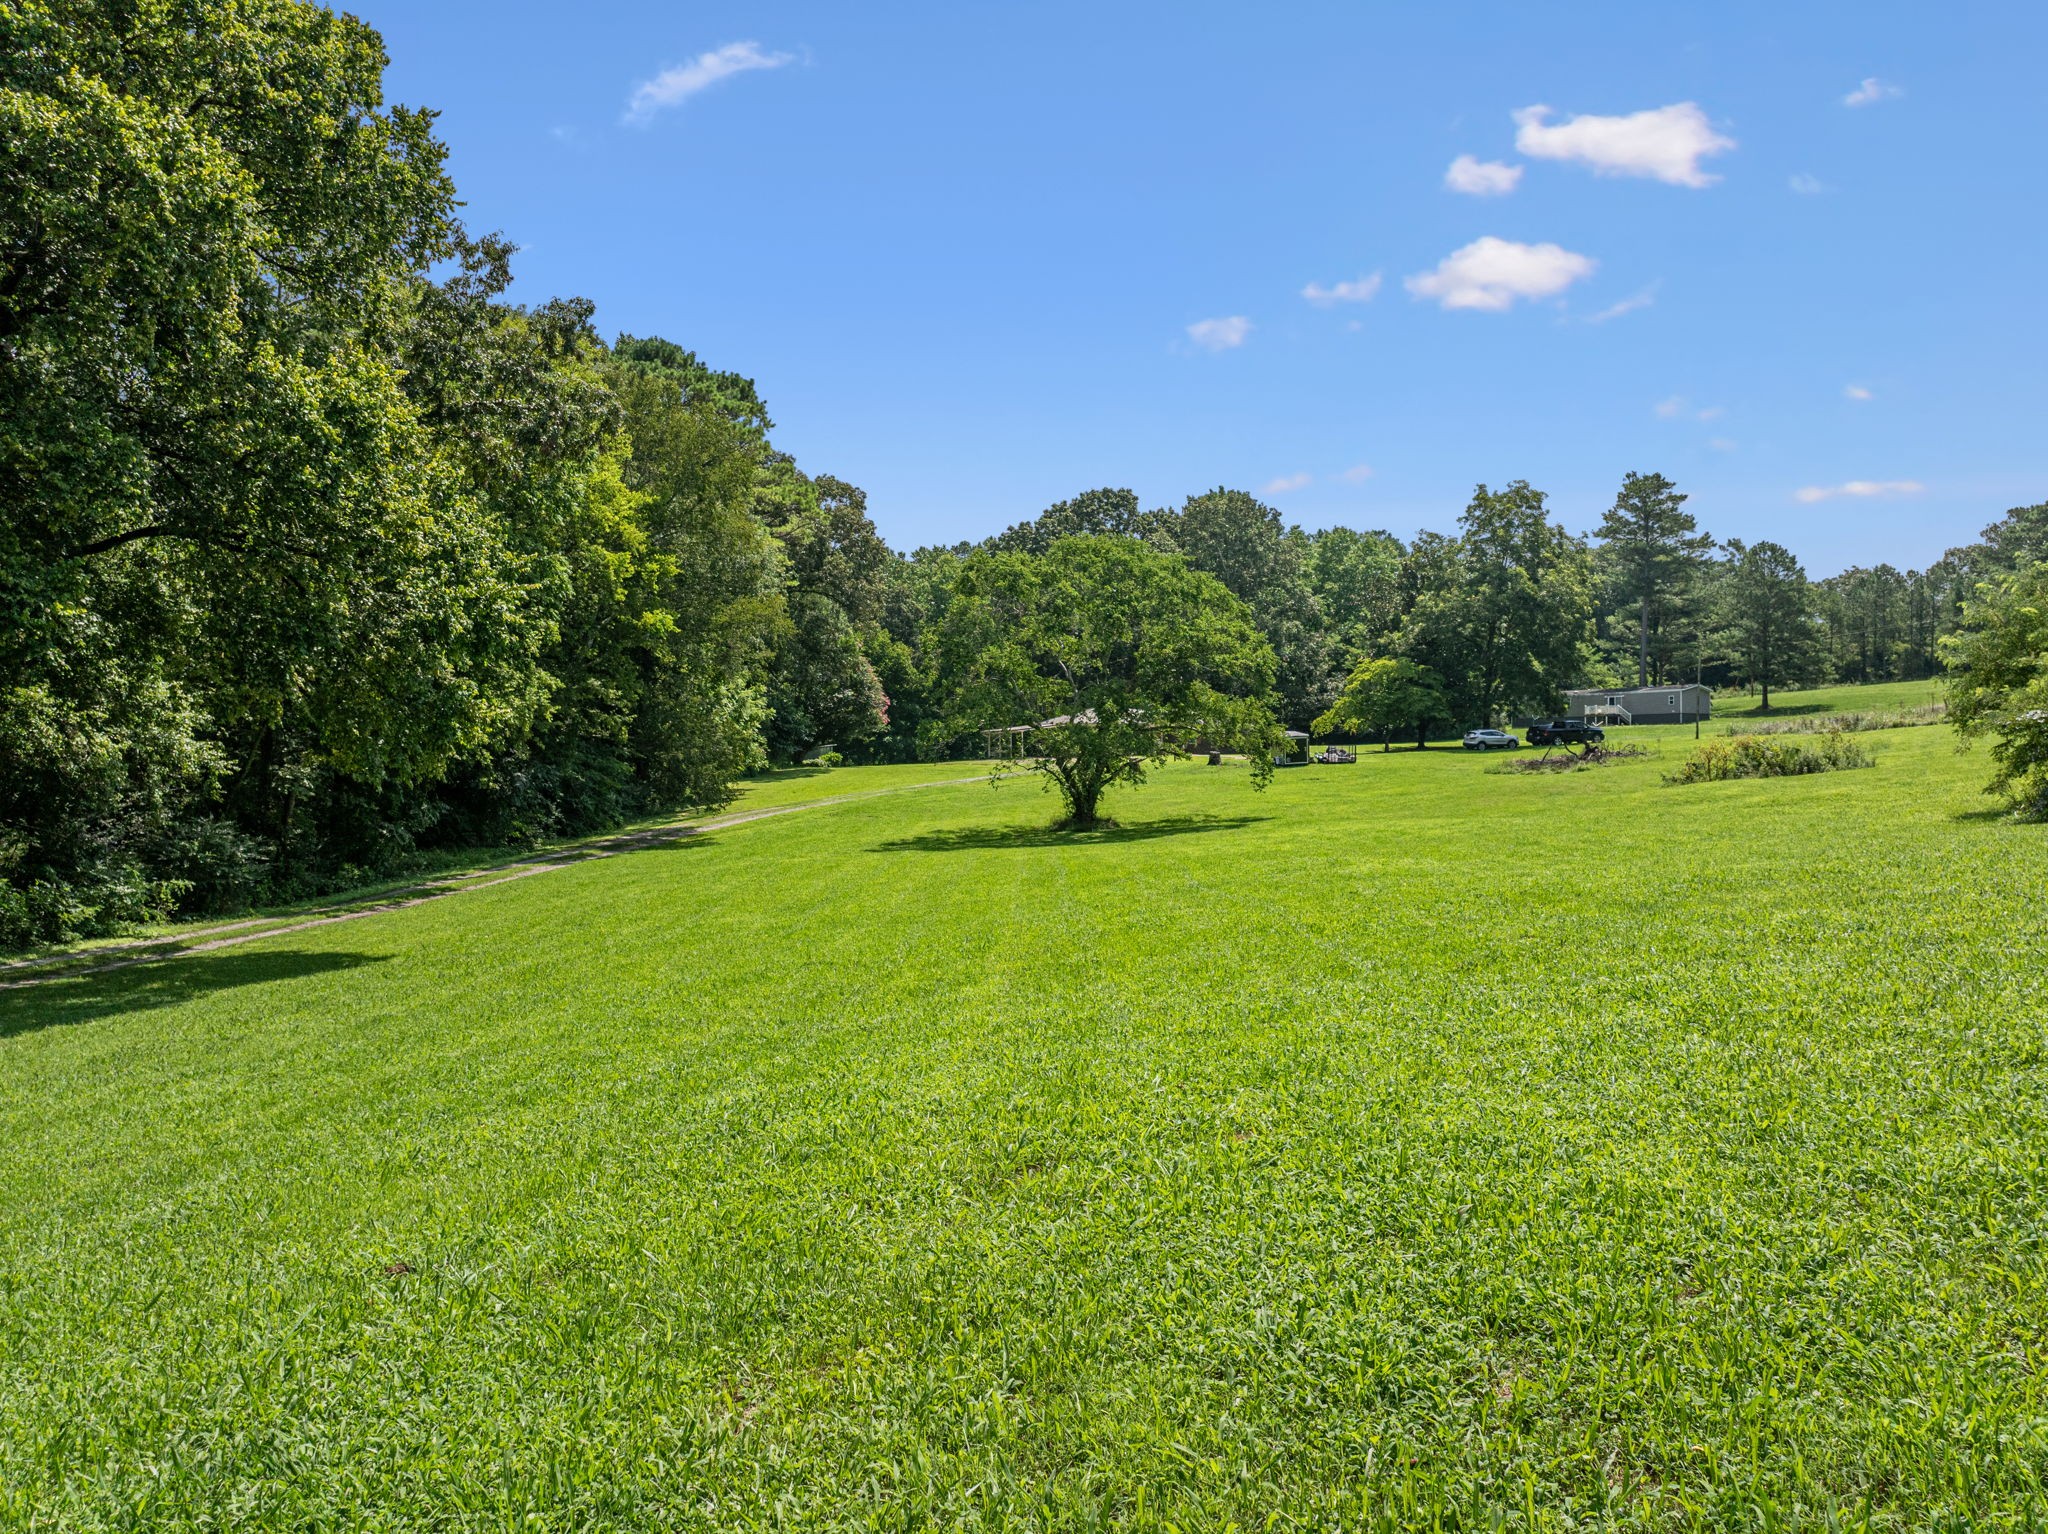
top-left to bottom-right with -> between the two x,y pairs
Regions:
1564,683 -> 1710,698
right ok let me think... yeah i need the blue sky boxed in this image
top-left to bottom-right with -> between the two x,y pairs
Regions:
361,2 -> 2047,573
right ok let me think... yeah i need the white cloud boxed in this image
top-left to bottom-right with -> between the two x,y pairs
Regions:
1708,438 -> 1738,453
1586,285 -> 1657,323
1445,155 -> 1522,196
1844,78 -> 1903,108
1186,315 -> 1252,351
624,41 -> 794,126
1511,101 -> 1735,187
1261,472 -> 1312,496
1301,273 -> 1382,306
1339,464 -> 1374,485
1794,479 -> 1924,504
1789,172 -> 1827,195
1844,384 -> 1874,401
1654,394 -> 1723,422
1405,236 -> 1596,312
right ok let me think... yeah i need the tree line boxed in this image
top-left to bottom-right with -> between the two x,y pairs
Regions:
4,0 -> 2044,944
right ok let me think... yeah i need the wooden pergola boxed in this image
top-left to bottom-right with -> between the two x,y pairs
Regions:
981,724 -> 1034,760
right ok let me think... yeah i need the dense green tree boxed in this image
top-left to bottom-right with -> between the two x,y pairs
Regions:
0,0 -> 540,936
1915,503 -> 2048,672
615,337 -> 893,762
1168,489 -> 1340,727
764,594 -> 888,762
1942,561 -> 2048,818
1594,471 -> 1713,688
987,488 -> 1177,556
866,547 -> 968,761
603,348 -> 785,804
754,476 -> 892,758
390,247 -> 621,770
1982,502 -> 2048,572
1396,483 -> 1596,727
1816,564 -> 1910,684
1305,526 -> 1406,664
1,0 -> 456,631
4,0 -> 464,653
614,341 -> 890,764
1312,657 -> 1448,751
1902,567 -> 1946,680
0,2 -> 853,939
761,474 -> 891,629
1715,540 -> 1823,709
0,669 -> 236,941
1172,488 -> 1289,601
613,334 -> 774,442
937,537 -> 1280,827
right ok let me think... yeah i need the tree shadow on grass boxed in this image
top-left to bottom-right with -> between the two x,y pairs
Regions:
640,833 -> 723,853
0,949 -> 389,1040
744,765 -> 835,783
872,815 -> 1269,853
1728,700 -> 1841,718
1949,805 -> 2033,825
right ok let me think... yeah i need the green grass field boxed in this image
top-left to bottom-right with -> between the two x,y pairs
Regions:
1713,678 -> 1947,720
4,684 -> 2044,1530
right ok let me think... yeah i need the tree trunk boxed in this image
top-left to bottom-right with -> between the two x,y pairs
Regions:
1639,593 -> 1650,689
1060,764 -> 1104,828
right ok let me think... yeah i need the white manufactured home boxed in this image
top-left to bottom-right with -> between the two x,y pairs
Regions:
1564,684 -> 1712,726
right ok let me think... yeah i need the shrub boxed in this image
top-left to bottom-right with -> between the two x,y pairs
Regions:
0,869 -> 188,951
1665,730 -> 1874,785
1974,709 -> 2048,820
153,819 -> 273,914
1943,563 -> 2048,819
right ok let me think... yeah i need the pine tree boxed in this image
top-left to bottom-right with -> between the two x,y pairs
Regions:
1595,472 -> 1713,688
1717,540 -> 1823,710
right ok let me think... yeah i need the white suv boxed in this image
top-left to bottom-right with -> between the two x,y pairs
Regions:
1462,728 -> 1521,750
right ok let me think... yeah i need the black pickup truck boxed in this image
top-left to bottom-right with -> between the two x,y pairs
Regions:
1525,717 -> 1606,747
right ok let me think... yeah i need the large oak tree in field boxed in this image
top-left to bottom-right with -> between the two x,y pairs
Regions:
1395,482 -> 1595,728
937,537 -> 1281,828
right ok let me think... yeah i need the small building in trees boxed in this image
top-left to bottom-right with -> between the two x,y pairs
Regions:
1563,684 -> 1712,726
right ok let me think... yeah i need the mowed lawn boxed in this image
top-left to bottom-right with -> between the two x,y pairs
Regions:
3,690 -> 2045,1529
